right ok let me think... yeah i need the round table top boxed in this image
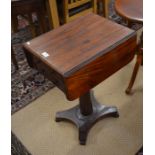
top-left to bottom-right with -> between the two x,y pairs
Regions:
115,0 -> 143,23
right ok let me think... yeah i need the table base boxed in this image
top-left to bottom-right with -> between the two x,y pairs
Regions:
55,91 -> 119,145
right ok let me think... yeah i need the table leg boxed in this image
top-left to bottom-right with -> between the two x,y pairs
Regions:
126,32 -> 143,94
48,0 -> 60,28
125,47 -> 143,94
55,90 -> 119,145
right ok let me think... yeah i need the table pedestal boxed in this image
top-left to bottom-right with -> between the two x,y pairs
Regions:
55,90 -> 119,145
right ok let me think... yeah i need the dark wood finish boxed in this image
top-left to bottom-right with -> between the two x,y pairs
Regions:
65,35 -> 136,100
23,13 -> 137,144
24,13 -> 137,100
56,90 -> 119,145
115,0 -> 143,24
79,91 -> 93,115
11,0 -> 48,36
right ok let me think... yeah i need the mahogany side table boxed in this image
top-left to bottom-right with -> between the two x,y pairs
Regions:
23,13 -> 137,145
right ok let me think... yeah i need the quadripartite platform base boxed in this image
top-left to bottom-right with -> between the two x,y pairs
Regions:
55,90 -> 119,145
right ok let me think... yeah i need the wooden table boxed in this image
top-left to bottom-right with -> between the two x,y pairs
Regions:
115,0 -> 143,24
23,13 -> 137,145
115,2 -> 143,153
115,0 -> 143,94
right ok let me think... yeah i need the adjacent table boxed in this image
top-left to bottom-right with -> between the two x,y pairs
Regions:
115,0 -> 143,94
23,13 -> 137,145
115,0 -> 143,152
115,0 -> 143,25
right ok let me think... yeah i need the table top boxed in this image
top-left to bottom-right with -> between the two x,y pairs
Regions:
24,13 -> 135,77
115,0 -> 143,23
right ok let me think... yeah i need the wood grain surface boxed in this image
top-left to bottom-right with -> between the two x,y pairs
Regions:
115,0 -> 143,23
24,13 -> 137,100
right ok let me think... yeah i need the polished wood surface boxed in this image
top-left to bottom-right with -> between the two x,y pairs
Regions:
24,13 -> 137,144
115,0 -> 143,23
114,0 -> 143,94
24,13 -> 135,77
24,13 -> 137,100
